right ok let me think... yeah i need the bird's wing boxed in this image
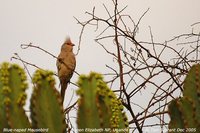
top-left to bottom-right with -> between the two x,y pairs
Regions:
56,56 -> 63,72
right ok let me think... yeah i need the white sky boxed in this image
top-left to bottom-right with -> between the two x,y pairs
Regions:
0,0 -> 200,132
0,0 -> 200,72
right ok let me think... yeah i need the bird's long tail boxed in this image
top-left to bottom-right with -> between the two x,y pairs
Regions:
61,82 -> 68,104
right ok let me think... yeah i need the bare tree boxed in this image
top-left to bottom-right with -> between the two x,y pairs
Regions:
74,0 -> 200,132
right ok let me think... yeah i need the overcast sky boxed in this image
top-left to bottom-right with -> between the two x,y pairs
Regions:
1,0 -> 200,132
1,0 -> 200,74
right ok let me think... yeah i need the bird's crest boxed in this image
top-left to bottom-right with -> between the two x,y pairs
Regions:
64,36 -> 74,46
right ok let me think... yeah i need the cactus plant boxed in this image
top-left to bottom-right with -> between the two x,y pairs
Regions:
168,64 -> 200,132
0,62 -> 66,133
31,69 -> 66,133
1,62 -> 129,133
0,62 -> 31,130
0,62 -> 10,130
76,72 -> 129,133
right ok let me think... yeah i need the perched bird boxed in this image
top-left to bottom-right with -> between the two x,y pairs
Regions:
57,37 -> 76,104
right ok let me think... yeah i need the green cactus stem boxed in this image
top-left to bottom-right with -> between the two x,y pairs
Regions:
168,99 -> 184,129
0,62 -> 31,129
168,64 -> 200,132
183,64 -> 200,122
0,62 -> 10,130
76,72 -> 129,133
30,69 -> 66,133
